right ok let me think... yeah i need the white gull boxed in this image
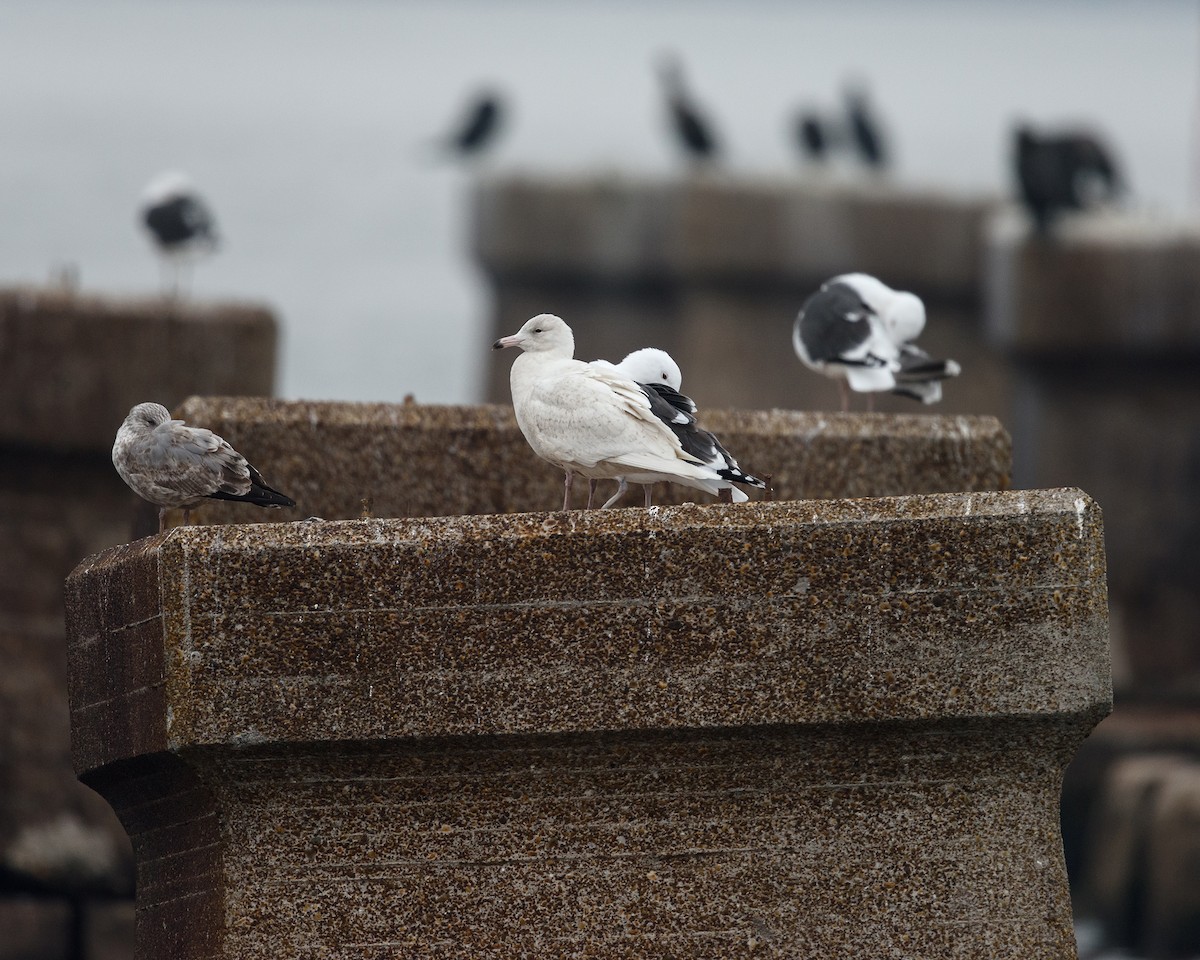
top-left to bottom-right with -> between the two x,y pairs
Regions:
492,315 -> 750,511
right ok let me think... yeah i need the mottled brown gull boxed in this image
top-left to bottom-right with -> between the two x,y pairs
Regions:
492,314 -> 750,511
112,402 -> 295,532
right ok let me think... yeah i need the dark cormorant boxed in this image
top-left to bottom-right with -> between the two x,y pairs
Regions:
439,88 -> 505,158
844,83 -> 889,170
656,53 -> 720,166
1014,124 -> 1122,233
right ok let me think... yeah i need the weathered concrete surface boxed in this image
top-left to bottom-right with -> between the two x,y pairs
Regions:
67,489 -> 1109,959
0,287 -> 278,452
168,397 -> 1011,527
472,174 -> 1007,414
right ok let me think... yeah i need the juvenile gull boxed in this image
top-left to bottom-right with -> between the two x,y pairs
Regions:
793,273 -> 960,411
140,171 -> 219,298
112,402 -> 296,532
492,315 -> 748,510
591,347 -> 764,508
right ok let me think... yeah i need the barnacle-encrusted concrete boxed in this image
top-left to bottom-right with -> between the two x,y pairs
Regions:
166,397 -> 1011,527
67,489 -> 1109,959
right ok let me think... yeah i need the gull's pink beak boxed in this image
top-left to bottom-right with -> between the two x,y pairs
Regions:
492,333 -> 521,350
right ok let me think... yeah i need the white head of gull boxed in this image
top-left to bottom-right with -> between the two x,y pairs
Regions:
792,272 -> 960,411
492,315 -> 755,511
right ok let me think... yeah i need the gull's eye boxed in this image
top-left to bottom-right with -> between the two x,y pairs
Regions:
661,372 -> 668,380
533,327 -> 543,334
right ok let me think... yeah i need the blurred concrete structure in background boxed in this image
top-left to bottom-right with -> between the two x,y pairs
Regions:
473,177 -> 1200,956
473,174 -> 1010,419
986,215 -> 1200,958
0,289 -> 278,959
66,487 -> 1109,959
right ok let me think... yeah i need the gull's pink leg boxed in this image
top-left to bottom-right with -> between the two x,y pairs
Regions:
158,507 -> 167,534
587,479 -> 597,509
643,484 -> 654,507
562,471 -> 574,511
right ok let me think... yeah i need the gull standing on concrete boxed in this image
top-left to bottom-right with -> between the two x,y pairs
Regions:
492,315 -> 752,510
113,402 -> 296,533
140,171 -> 219,298
589,347 -> 765,507
793,273 -> 960,411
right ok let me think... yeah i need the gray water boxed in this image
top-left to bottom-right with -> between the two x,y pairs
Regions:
1,0 -> 1196,404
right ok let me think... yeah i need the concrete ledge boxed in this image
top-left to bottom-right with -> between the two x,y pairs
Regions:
66,489 -> 1108,958
168,397 -> 1012,526
0,287 -> 278,452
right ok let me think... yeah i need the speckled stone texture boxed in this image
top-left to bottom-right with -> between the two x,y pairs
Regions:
67,489 -> 1109,959
165,397 -> 1011,527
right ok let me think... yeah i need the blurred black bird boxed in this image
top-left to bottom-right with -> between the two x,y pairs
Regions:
140,171 -> 219,298
844,82 -> 889,171
795,108 -> 831,162
1014,124 -> 1122,233
656,52 -> 720,166
437,87 -> 505,159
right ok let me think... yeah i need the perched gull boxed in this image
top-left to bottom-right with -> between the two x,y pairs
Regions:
435,87 -> 505,159
793,273 -> 960,411
1013,123 -> 1122,233
590,347 -> 765,507
492,315 -> 751,510
656,52 -> 720,167
112,402 -> 296,532
140,171 -> 219,298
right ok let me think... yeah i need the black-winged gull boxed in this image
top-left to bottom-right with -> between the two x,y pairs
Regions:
140,171 -> 219,298
792,273 -> 960,411
592,347 -> 765,508
112,402 -> 296,533
492,315 -> 750,511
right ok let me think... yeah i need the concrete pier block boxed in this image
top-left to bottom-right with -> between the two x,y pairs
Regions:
472,175 -> 1003,413
66,488 -> 1110,959
167,397 -> 1011,527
